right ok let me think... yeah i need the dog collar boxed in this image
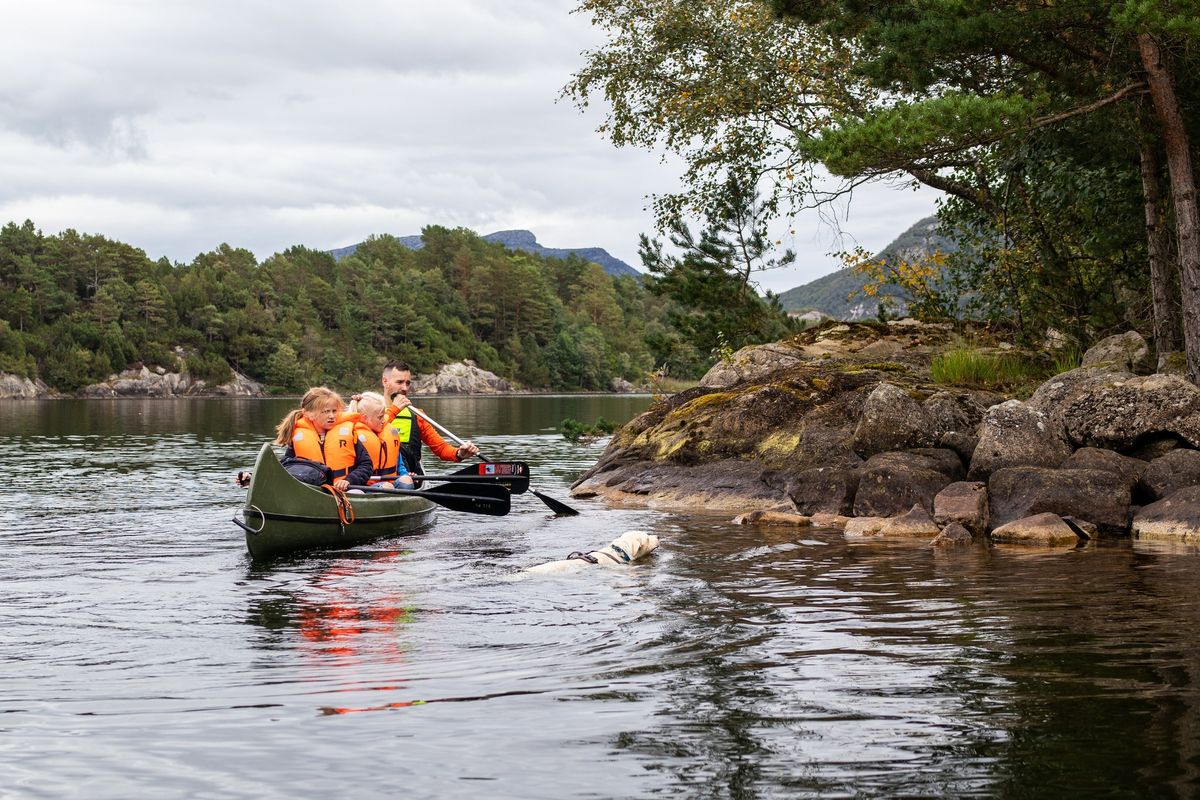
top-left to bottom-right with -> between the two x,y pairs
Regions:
609,543 -> 632,563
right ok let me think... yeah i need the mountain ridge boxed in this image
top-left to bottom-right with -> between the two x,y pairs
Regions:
777,216 -> 956,319
329,229 -> 642,279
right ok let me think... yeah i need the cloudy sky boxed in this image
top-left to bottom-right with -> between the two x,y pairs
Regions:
0,1 -> 940,293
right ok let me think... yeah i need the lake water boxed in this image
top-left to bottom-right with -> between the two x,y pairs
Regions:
3,396 -> 1200,799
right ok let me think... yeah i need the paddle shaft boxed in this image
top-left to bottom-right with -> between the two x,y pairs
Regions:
347,483 -> 510,516
408,406 -> 580,516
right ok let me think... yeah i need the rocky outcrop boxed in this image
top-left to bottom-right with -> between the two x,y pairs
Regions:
78,366 -> 263,397
0,373 -> 51,399
411,360 -> 513,395
572,322 -> 1200,552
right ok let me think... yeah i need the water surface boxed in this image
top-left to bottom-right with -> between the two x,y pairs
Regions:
3,397 -> 1200,798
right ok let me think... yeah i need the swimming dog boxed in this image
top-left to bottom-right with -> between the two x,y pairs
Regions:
525,530 -> 659,574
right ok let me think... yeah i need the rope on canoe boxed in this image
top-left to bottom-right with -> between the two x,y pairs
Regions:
323,484 -> 356,526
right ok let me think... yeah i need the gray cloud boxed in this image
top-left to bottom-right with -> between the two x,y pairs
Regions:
0,0 -> 938,293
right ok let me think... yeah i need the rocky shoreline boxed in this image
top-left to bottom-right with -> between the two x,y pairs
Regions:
571,322 -> 1200,547
0,357 -> 645,399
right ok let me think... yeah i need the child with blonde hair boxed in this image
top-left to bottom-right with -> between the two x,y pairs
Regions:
346,392 -> 414,489
273,387 -> 372,490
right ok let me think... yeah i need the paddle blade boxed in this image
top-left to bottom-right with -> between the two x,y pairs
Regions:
418,466 -> 530,494
531,489 -> 580,516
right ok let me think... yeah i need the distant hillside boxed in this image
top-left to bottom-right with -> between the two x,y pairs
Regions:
330,229 -> 642,279
778,216 -> 957,319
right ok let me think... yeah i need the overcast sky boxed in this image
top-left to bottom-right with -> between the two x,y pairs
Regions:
0,1 -> 940,294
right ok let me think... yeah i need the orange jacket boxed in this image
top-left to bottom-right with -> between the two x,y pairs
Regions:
289,416 -> 364,480
343,413 -> 408,483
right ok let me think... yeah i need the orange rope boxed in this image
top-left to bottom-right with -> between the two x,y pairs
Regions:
323,484 -> 356,526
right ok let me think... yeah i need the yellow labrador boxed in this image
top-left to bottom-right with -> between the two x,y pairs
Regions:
525,530 -> 660,574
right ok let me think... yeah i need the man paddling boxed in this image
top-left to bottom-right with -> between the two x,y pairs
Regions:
381,361 -> 480,475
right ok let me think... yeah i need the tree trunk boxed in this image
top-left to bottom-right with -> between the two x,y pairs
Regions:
1139,32 -> 1200,382
1138,104 -> 1184,366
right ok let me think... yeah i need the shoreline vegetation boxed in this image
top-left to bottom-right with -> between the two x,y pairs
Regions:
0,218 -> 794,400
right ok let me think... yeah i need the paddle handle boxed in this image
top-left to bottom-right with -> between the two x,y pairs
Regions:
409,407 -> 488,463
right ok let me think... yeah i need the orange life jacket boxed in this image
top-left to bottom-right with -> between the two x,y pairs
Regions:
291,415 -> 358,479
347,415 -> 403,483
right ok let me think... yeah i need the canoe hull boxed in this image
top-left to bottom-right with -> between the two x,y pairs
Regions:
240,444 -> 437,560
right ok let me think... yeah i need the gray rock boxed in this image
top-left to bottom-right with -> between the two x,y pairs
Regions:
1131,485 -> 1200,543
933,481 -> 989,536
764,466 -> 859,516
609,377 -> 636,393
699,342 -> 806,389
0,372 -> 50,399
1059,373 -> 1200,450
967,400 -> 1071,481
931,522 -> 975,546
875,504 -> 941,538
569,458 -> 789,513
853,450 -> 959,517
412,360 -> 512,394
1139,449 -> 1200,502
1061,447 -> 1147,490
991,512 -> 1085,546
988,466 -> 1132,533
1081,331 -> 1153,374
851,382 -> 934,457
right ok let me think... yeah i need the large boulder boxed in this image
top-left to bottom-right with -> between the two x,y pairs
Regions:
1060,447 -> 1147,490
991,512 -> 1085,547
967,400 -> 1071,480
700,341 -> 807,389
763,466 -> 859,516
851,382 -> 935,457
1131,486 -> 1200,543
412,360 -> 512,394
0,372 -> 50,399
922,390 -> 999,464
853,449 -> 961,517
1059,373 -> 1200,450
988,467 -> 1132,533
933,481 -> 989,536
1080,331 -> 1153,374
1138,449 -> 1200,502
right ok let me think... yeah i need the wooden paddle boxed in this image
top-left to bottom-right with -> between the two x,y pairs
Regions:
409,407 -> 581,516
347,482 -> 511,516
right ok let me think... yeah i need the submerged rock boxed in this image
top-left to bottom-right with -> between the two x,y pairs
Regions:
1131,486 -> 1200,543
991,512 -> 1084,546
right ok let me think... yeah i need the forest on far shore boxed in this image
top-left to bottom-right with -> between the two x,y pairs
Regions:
0,219 -> 795,393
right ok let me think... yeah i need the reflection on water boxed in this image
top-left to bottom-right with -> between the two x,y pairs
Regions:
3,398 -> 1200,798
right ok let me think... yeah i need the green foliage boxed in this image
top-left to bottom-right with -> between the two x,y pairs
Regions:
559,416 -> 619,444
930,347 -> 1046,391
0,220 -> 700,394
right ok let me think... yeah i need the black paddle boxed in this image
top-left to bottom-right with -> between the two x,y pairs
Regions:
412,461 -> 531,494
347,483 -> 511,516
409,407 -> 580,516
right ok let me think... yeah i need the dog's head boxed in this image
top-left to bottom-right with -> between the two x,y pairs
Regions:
610,529 -> 659,561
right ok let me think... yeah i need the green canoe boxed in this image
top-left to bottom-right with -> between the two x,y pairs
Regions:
235,444 -> 437,560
